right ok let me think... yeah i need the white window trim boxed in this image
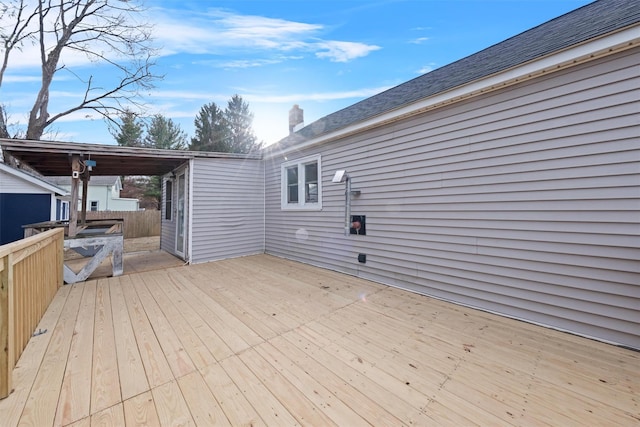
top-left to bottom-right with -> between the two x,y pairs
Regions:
60,200 -> 69,221
164,178 -> 173,221
281,154 -> 322,210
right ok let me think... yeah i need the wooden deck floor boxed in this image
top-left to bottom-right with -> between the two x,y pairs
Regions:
1,255 -> 638,426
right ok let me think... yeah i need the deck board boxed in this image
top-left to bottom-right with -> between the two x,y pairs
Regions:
1,254 -> 639,426
90,279 -> 121,414
131,273 -> 196,379
18,283 -> 83,427
177,371 -> 231,426
2,285 -> 71,427
110,277 -> 149,401
54,281 -> 95,426
122,391 -> 161,427
119,274 -> 174,389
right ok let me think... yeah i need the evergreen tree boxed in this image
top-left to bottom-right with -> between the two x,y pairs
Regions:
0,105 -> 10,138
113,110 -> 144,147
144,114 -> 187,150
224,94 -> 261,153
189,102 -> 229,152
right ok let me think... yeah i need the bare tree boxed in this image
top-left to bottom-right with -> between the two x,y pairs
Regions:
0,0 -> 160,140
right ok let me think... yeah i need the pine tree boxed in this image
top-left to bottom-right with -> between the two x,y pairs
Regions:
113,110 -> 144,147
144,114 -> 187,150
224,95 -> 260,154
189,102 -> 229,152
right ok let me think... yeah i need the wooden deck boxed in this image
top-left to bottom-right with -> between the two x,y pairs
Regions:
1,255 -> 638,426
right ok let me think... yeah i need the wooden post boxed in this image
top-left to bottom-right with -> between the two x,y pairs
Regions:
56,232 -> 64,290
68,156 -> 81,237
81,175 -> 89,225
0,253 -> 14,399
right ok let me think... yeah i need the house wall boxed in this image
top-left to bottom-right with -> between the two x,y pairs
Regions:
264,48 -> 640,349
190,158 -> 264,263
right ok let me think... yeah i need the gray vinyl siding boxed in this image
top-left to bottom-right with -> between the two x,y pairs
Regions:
264,48 -> 640,349
190,158 -> 264,263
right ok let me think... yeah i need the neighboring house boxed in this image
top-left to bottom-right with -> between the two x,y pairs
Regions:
0,162 -> 68,245
46,175 -> 139,211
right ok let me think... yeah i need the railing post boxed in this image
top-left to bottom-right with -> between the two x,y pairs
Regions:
57,230 -> 64,290
0,253 -> 14,399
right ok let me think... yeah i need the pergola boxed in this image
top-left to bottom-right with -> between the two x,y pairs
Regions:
0,138 -> 257,282
0,138 -> 255,233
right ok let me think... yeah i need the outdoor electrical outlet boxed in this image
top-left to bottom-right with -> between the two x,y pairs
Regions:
358,253 -> 367,263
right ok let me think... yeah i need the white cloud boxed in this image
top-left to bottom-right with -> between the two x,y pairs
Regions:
217,59 -> 285,69
150,7 -> 380,63
245,86 -> 391,104
147,85 -> 391,105
418,63 -> 437,74
149,9 -> 317,55
410,37 -> 430,44
1,75 -> 42,83
2,6 -> 380,72
314,41 -> 381,62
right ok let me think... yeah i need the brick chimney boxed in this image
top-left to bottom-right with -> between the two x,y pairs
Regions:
288,104 -> 304,134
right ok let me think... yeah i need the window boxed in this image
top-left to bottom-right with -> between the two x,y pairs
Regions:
165,179 -> 173,220
89,201 -> 99,211
59,201 -> 69,221
281,155 -> 322,210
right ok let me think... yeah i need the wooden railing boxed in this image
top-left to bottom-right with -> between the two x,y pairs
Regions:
0,228 -> 64,399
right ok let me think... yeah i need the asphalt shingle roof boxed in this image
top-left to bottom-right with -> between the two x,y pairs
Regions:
278,0 -> 640,147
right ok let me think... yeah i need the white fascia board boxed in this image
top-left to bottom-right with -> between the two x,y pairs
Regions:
266,26 -> 640,159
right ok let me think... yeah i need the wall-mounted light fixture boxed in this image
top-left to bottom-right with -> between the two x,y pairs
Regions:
84,159 -> 96,172
332,170 -> 347,183
332,170 -> 361,236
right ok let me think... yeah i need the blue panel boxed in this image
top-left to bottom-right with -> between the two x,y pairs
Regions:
0,193 -> 51,245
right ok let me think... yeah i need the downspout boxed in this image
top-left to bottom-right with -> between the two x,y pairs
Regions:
344,177 -> 351,236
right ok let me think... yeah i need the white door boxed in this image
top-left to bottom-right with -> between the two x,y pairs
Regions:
175,171 -> 186,257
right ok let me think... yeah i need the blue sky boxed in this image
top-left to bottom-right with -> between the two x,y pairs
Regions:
2,0 -> 593,147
